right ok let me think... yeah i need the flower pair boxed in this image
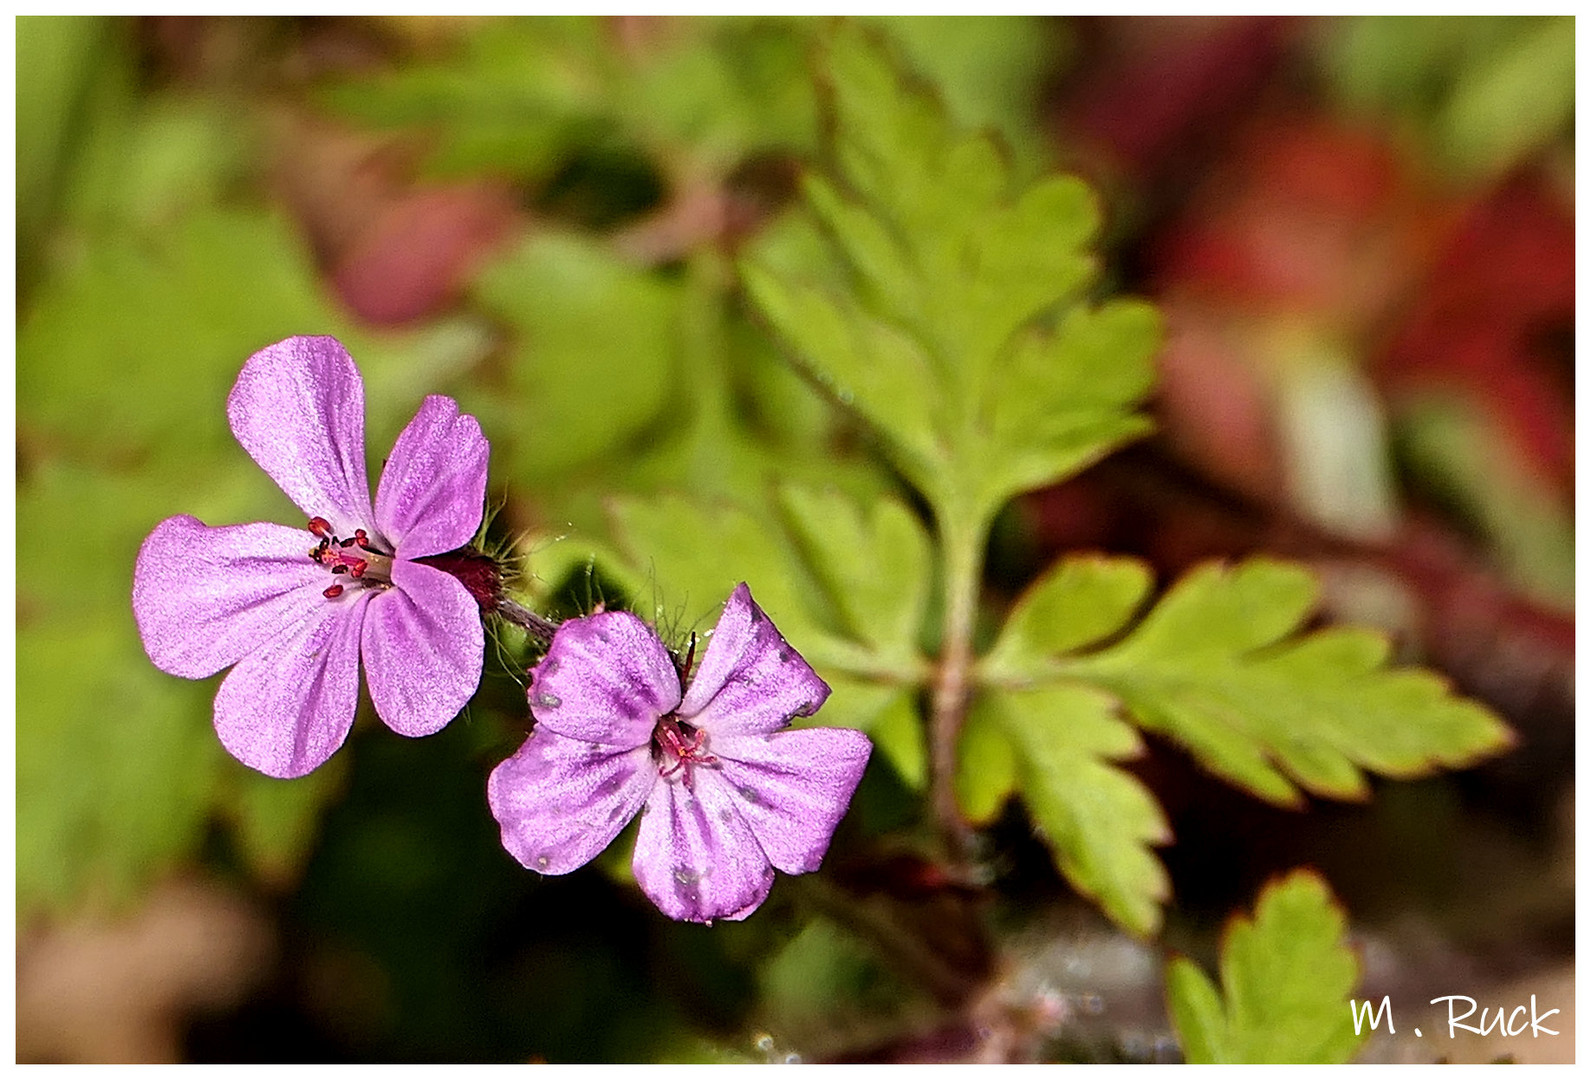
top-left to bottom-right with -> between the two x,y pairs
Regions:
134,336 -> 871,922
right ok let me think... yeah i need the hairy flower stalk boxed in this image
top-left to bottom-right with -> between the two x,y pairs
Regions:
489,584 -> 872,923
133,335 -> 491,778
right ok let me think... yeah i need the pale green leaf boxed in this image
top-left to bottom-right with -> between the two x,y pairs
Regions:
1067,559 -> 1514,806
1439,17 -> 1573,178
741,263 -> 945,488
1168,871 -> 1365,1063
18,207 -> 488,474
315,17 -> 613,183
17,621 -> 222,918
983,555 -> 1153,680
984,686 -> 1170,935
1165,959 -> 1225,1065
953,696 -> 1018,824
742,26 -> 1156,525
471,233 -> 680,484
822,679 -> 925,789
606,494 -> 815,642
779,486 -> 931,655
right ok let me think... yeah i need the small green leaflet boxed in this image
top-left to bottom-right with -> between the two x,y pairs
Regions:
741,25 -> 1158,528
1166,870 -> 1365,1063
956,686 -> 1170,935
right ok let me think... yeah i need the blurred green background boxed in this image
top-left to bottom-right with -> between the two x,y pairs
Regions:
16,16 -> 1573,1063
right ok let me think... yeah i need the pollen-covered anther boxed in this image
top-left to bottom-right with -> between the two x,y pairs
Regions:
308,522 -> 394,586
656,715 -> 718,789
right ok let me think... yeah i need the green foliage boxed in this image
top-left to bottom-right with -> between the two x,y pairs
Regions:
975,555 -> 1511,931
15,460 -> 330,918
19,207 -> 488,472
1166,871 -> 1365,1063
965,688 -> 1170,935
15,15 -> 116,272
470,233 -> 681,484
778,486 -> 930,662
317,17 -> 1060,190
743,25 -> 1158,529
317,18 -> 616,183
1062,559 -> 1515,807
1321,15 -> 1574,181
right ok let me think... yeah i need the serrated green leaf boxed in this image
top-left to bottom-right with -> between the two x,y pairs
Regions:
871,16 -> 1059,175
983,686 -> 1170,935
1066,559 -> 1514,806
983,555 -> 1153,679
779,486 -> 931,655
1168,871 -> 1365,1063
741,263 -> 945,487
743,26 -> 1157,526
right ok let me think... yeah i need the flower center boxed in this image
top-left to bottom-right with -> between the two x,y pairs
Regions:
654,715 -> 717,789
308,517 -> 394,599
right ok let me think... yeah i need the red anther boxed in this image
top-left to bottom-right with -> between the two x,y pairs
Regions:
348,559 -> 368,578
353,529 -> 369,545
331,564 -> 348,575
323,584 -> 345,599
308,517 -> 333,538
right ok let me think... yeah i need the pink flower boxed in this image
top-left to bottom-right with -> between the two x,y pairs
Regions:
488,584 -> 873,923
133,335 -> 489,778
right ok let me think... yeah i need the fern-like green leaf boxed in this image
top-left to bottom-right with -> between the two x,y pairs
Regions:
1064,559 -> 1515,806
742,25 -> 1158,526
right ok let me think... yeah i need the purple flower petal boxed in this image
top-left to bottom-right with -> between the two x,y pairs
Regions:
133,515 -> 327,679
678,583 -> 831,737
213,588 -> 371,778
226,336 -> 376,540
375,395 -> 489,559
632,773 -> 776,923
362,559 -> 485,737
488,729 -> 655,875
711,727 -> 873,874
529,611 -> 680,749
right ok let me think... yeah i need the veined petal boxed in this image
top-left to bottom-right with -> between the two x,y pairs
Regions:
488,729 -> 654,876
375,395 -> 489,559
678,583 -> 831,736
632,772 -> 775,923
133,515 -> 328,679
530,611 -> 680,749
362,559 -> 484,737
213,587 -> 371,778
711,727 -> 873,875
227,336 -> 376,539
